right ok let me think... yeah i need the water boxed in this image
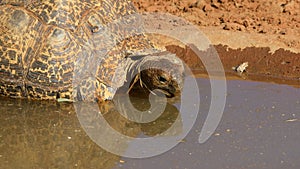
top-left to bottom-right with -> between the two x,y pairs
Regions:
0,78 -> 300,169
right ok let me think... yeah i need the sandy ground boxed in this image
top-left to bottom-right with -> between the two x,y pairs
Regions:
132,0 -> 300,84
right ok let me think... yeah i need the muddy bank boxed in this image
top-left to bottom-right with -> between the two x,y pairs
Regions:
132,0 -> 300,85
165,44 -> 300,85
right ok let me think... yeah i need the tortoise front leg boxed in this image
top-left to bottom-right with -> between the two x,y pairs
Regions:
96,81 -> 117,102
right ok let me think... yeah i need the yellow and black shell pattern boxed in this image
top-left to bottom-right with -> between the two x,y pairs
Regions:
0,0 -> 153,101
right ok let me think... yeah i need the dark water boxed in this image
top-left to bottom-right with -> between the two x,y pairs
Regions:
0,78 -> 300,169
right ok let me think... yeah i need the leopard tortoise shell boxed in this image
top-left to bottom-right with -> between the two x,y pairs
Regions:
0,0 -> 184,101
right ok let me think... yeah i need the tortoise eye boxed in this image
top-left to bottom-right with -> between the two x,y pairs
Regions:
158,76 -> 167,83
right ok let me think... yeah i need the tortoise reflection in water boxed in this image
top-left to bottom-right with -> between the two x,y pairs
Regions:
0,0 -> 184,101
0,96 -> 182,168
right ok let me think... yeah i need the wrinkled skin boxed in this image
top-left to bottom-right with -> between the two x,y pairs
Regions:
140,69 -> 181,98
125,52 -> 185,98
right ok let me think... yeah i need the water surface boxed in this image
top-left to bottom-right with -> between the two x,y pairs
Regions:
1,78 -> 300,169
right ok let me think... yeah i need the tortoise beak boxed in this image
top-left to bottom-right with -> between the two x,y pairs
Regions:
166,85 -> 176,97
156,85 -> 176,98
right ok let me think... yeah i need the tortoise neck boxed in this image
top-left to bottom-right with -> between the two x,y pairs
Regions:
124,55 -> 144,81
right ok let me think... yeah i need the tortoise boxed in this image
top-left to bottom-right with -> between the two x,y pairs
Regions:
0,0 -> 184,102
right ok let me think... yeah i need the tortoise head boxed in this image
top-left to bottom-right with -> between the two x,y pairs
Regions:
130,51 -> 185,98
